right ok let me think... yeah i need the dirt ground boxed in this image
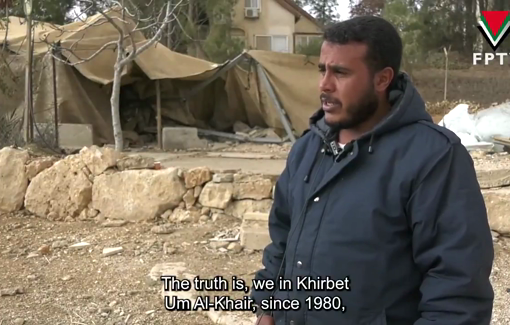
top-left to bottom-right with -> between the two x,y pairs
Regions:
2,142 -> 510,324
0,211 -> 262,325
1,210 -> 509,325
413,67 -> 510,106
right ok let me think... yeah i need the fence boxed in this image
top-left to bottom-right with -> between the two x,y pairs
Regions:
0,51 -> 60,153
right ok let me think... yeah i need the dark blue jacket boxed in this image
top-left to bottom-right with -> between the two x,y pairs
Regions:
250,73 -> 494,325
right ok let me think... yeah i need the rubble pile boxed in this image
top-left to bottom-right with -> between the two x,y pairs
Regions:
426,99 -> 510,116
0,146 -> 275,225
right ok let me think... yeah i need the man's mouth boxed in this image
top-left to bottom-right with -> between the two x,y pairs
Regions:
321,99 -> 340,111
320,95 -> 340,111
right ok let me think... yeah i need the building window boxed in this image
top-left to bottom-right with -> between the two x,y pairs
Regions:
255,35 -> 289,53
295,35 -> 322,48
245,0 -> 260,9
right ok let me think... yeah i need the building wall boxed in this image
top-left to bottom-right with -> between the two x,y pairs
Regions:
232,0 -> 295,52
294,15 -> 322,34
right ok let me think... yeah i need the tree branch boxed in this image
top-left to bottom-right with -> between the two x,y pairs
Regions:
120,0 -> 184,66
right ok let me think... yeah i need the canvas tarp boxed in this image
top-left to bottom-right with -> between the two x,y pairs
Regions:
0,10 -> 322,143
0,17 -> 59,55
244,50 -> 321,135
32,53 -> 114,144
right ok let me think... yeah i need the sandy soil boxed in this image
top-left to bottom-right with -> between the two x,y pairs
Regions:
0,212 -> 263,325
1,211 -> 509,324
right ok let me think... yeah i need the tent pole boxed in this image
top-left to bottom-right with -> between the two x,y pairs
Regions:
52,51 -> 59,148
156,79 -> 162,150
256,63 -> 296,143
24,14 -> 34,143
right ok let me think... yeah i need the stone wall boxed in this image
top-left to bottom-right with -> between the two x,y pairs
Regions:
0,146 -> 276,224
0,146 -> 509,241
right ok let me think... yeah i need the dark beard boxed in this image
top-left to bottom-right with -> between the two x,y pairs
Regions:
324,90 -> 379,130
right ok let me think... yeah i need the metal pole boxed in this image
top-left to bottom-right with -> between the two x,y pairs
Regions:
156,79 -> 162,149
23,0 -> 33,143
256,63 -> 296,143
23,16 -> 32,143
52,51 -> 59,147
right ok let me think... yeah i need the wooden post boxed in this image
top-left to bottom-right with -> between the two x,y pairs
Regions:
156,79 -> 162,149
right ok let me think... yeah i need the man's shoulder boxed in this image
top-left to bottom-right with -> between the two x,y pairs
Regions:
415,120 -> 462,145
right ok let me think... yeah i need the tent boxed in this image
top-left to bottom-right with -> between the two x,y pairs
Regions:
0,10 -> 322,146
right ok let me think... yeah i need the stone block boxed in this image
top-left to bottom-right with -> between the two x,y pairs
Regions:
244,212 -> 269,221
162,127 -> 208,150
240,212 -> 270,250
59,123 -> 94,149
483,188 -> 510,234
240,226 -> 271,251
32,123 -> 93,149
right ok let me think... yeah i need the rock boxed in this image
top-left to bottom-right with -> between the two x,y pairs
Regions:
483,189 -> 510,234
227,242 -> 243,253
102,220 -> 127,227
103,247 -> 123,257
123,130 -> 139,143
25,156 -> 58,181
117,155 -> 155,171
13,318 -> 25,325
52,240 -> 67,249
212,173 -> 234,183
211,213 -> 226,222
78,207 -> 99,221
225,199 -> 273,219
0,287 -> 23,296
233,121 -> 251,133
199,215 -> 209,222
27,252 -> 39,258
163,242 -> 176,255
169,208 -> 200,223
161,209 -> 173,220
182,190 -> 196,209
38,244 -> 51,255
210,241 -> 229,249
193,186 -> 202,198
69,242 -> 90,250
79,146 -> 123,176
25,155 -> 92,220
198,183 -> 233,209
201,207 -> 210,216
91,168 -> 186,222
151,224 -> 174,234
184,167 -> 212,188
87,208 -> 99,218
0,147 -> 29,212
233,174 -> 273,200
78,209 -> 88,221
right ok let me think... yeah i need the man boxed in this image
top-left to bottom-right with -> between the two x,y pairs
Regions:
251,16 -> 494,325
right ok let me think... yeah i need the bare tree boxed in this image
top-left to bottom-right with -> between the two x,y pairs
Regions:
43,0 -> 183,151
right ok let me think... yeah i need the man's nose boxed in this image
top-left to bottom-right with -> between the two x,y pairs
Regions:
319,73 -> 335,93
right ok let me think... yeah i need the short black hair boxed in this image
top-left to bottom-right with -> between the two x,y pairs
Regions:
323,16 -> 403,84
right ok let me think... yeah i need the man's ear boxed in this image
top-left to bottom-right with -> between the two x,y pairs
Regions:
374,67 -> 394,93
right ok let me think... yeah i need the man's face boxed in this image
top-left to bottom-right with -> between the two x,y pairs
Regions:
318,41 -> 379,129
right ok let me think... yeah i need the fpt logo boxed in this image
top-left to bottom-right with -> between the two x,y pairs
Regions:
473,11 -> 510,65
